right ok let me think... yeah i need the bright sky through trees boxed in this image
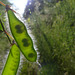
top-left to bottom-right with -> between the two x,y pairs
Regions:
8,0 -> 28,14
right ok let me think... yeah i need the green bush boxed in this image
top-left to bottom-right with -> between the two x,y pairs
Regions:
23,0 -> 75,74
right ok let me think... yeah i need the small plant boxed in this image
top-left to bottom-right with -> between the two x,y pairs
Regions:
0,1 -> 37,75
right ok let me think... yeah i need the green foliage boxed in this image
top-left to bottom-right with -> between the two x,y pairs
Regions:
0,18 -> 20,75
2,44 -> 20,75
0,0 -> 75,74
19,60 -> 39,75
0,0 -> 9,21
0,0 -> 10,56
0,1 -> 10,72
24,0 -> 75,74
0,33 -> 9,53
38,64 -> 57,75
0,21 -> 3,32
0,1 -> 38,75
